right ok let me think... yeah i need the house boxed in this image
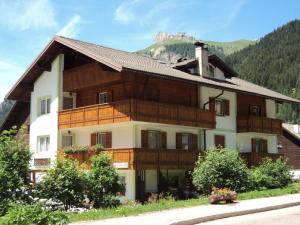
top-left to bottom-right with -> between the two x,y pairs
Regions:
278,123 -> 300,177
3,36 -> 300,201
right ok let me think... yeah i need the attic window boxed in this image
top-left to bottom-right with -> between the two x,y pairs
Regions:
208,65 -> 215,78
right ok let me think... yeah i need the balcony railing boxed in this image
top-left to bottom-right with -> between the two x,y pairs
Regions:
237,115 -> 282,134
58,99 -> 216,129
60,148 -> 202,170
241,152 -> 284,167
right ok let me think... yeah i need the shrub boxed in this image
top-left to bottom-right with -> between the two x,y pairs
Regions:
36,159 -> 85,210
250,157 -> 292,190
0,127 -> 31,215
192,148 -> 250,194
0,203 -> 69,225
86,152 -> 124,208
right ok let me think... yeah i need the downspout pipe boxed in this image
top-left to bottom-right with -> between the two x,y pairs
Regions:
202,90 -> 224,150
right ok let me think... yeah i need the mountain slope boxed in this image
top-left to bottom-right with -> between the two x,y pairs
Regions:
225,19 -> 300,123
139,32 -> 256,62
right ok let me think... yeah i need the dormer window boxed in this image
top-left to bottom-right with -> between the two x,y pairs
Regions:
208,65 -> 215,78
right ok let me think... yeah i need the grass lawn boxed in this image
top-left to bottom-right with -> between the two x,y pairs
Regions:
68,182 -> 300,222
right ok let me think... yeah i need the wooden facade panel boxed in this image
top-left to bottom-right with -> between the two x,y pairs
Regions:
61,148 -> 201,170
237,93 -> 266,117
237,115 -> 282,134
278,132 -> 300,169
59,99 -> 216,129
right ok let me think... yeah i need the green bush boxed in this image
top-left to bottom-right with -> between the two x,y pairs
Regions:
250,158 -> 292,190
192,148 -> 250,194
0,127 -> 31,215
0,203 -> 69,225
36,159 -> 85,210
86,152 -> 124,208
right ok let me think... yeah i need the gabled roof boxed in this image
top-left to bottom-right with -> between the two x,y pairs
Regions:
282,123 -> 300,141
6,36 -> 300,104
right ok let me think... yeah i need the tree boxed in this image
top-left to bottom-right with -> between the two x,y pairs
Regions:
86,152 -> 124,208
37,159 -> 85,210
192,148 -> 250,194
0,127 -> 31,215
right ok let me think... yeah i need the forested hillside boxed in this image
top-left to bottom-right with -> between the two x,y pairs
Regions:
0,100 -> 14,126
225,20 -> 300,123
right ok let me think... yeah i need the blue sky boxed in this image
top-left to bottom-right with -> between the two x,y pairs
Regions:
0,0 -> 299,101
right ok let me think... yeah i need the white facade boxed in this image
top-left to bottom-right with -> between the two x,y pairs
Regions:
30,55 -> 64,168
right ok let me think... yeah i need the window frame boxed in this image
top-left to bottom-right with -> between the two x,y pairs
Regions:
148,130 -> 161,149
252,138 -> 267,153
62,134 -> 74,148
181,133 -> 193,150
37,135 -> 50,153
250,105 -> 261,116
98,92 -> 108,105
96,132 -> 107,148
215,99 -> 225,116
208,65 -> 215,78
38,96 -> 51,116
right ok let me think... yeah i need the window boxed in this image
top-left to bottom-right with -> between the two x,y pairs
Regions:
215,99 -> 225,116
214,135 -> 225,148
39,98 -> 51,115
208,65 -> 215,78
97,132 -> 107,147
37,136 -> 50,153
182,133 -> 193,150
98,92 -> 108,104
63,96 -> 74,110
62,135 -> 73,147
252,138 -> 267,153
250,105 -> 261,116
148,131 -> 161,149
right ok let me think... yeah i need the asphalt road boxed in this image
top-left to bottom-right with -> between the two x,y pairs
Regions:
197,205 -> 300,225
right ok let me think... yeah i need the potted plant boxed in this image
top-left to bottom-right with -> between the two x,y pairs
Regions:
209,187 -> 237,204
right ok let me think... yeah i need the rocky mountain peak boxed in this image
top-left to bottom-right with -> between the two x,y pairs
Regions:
154,32 -> 197,43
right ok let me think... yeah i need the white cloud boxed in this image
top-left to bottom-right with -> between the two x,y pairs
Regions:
57,15 -> 81,38
0,0 -> 56,30
114,0 -> 140,24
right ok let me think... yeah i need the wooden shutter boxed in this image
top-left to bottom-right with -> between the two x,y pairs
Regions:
224,99 -> 230,116
192,134 -> 198,150
91,133 -> 97,146
214,135 -> 225,148
161,132 -> 167,149
176,133 -> 182,149
262,139 -> 268,153
105,132 -> 112,148
251,138 -> 256,153
141,130 -> 148,148
209,97 -> 215,111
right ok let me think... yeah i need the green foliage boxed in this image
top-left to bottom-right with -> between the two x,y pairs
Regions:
36,159 -> 85,210
192,148 -> 250,194
86,153 -> 124,208
0,127 -> 31,215
0,203 -> 69,225
225,20 -> 300,123
250,158 -> 292,190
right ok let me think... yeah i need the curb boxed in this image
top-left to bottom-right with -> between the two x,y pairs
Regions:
170,201 -> 300,225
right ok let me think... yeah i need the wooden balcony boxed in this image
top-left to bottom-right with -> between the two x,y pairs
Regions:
61,148 -> 202,170
58,99 -> 216,129
237,115 -> 282,134
241,152 -> 284,167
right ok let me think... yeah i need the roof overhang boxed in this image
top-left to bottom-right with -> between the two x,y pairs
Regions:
5,36 -> 123,101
